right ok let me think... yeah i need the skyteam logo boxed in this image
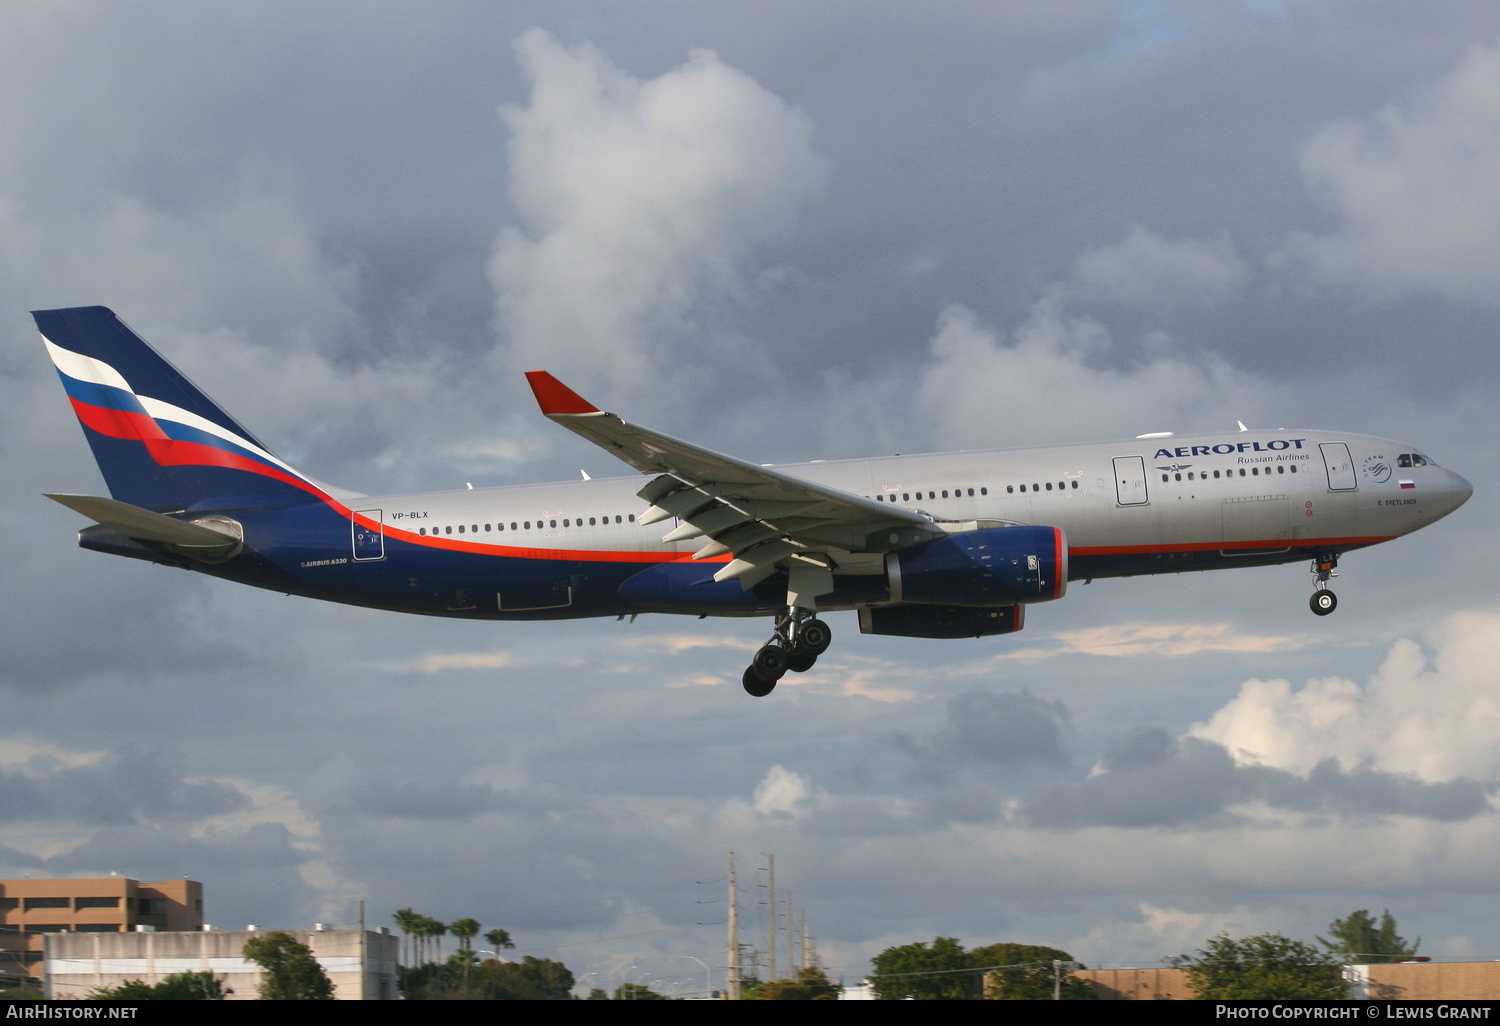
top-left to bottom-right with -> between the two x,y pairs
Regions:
1363,454 -> 1392,483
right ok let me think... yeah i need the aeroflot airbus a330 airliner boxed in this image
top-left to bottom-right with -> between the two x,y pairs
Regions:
37,306 -> 1471,696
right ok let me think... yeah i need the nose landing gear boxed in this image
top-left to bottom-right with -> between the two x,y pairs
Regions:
1309,553 -> 1340,616
740,609 -> 833,696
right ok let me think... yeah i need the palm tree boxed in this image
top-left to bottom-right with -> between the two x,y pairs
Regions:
392,908 -> 417,966
412,915 -> 432,964
450,918 -> 481,956
485,927 -> 515,956
450,918 -> 481,989
413,915 -> 445,964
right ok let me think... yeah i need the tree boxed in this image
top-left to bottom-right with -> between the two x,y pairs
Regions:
484,927 -> 515,955
88,972 -> 230,1000
392,908 -> 417,966
969,943 -> 1095,1000
869,936 -> 977,1000
469,956 -> 576,1000
449,918 -> 481,988
1181,933 -> 1346,1000
1319,910 -> 1419,964
242,932 -> 334,1001
449,917 -> 481,955
408,914 -> 446,964
745,966 -> 840,1000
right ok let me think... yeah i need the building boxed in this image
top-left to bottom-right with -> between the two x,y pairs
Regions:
44,928 -> 399,1001
1076,967 -> 1197,1000
0,877 -> 202,985
1077,962 -> 1500,1000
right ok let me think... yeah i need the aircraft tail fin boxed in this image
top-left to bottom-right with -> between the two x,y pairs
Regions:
35,306 -> 330,511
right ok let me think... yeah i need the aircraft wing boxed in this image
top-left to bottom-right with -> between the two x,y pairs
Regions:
525,372 -> 939,588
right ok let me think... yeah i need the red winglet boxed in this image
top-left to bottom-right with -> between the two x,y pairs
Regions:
525,371 -> 600,415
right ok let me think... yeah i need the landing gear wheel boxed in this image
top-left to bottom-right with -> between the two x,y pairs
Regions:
742,667 -> 776,697
1308,553 -> 1341,617
752,644 -> 789,681
795,618 -> 832,657
787,652 -> 817,673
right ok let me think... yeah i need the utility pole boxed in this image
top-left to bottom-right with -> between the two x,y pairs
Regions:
726,852 -> 741,1000
784,888 -> 794,973
766,854 -> 776,983
357,898 -> 367,1000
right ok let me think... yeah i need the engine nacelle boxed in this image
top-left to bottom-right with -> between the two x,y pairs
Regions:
886,525 -> 1067,606
858,603 -> 1025,639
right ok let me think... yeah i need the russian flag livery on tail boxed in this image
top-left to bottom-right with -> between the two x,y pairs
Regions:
37,306 -> 1472,697
38,307 -> 332,511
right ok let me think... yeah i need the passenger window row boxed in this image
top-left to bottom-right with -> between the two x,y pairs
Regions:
1006,481 -> 1080,494
1161,465 -> 1299,483
867,478 -> 1088,503
871,486 -> 990,503
419,513 -> 637,537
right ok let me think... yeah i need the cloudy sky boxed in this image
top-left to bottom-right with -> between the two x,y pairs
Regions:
3,0 -> 1499,992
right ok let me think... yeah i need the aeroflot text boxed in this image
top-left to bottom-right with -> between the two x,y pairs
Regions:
1155,439 -> 1307,459
1215,1008 -> 1490,1019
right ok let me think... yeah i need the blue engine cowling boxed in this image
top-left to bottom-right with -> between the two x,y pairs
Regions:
886,525 -> 1067,606
858,603 -> 1025,639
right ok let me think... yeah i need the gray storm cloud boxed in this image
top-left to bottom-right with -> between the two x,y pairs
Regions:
888,690 -> 1071,784
1022,728 -> 1490,829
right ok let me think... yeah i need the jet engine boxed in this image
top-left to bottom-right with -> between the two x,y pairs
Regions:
858,603 -> 1025,639
884,525 -> 1067,606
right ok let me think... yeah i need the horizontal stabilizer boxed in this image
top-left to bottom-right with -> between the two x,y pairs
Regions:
46,493 -> 241,549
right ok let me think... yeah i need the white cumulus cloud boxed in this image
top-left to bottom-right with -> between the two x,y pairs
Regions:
913,303 -> 1271,448
1190,611 -> 1500,782
1282,38 -> 1500,304
490,29 -> 829,410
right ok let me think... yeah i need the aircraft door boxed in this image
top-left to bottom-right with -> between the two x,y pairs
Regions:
1319,443 -> 1357,491
497,574 -> 578,611
1112,456 -> 1149,505
352,509 -> 385,561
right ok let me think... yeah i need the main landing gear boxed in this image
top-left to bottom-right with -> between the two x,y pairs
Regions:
742,610 -> 833,697
1309,552 -> 1340,616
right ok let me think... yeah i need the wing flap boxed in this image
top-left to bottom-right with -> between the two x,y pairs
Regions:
525,372 -> 941,594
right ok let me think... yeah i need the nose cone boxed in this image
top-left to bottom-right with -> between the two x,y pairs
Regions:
1447,469 -> 1473,511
